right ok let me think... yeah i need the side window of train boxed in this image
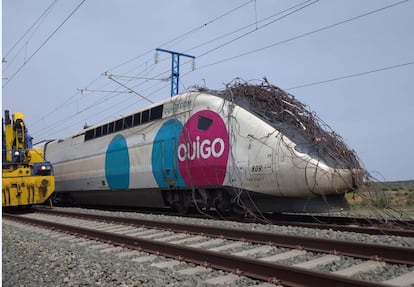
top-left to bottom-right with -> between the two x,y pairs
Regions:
149,105 -> 163,121
133,112 -> 141,126
84,105 -> 164,141
102,124 -> 108,136
95,126 -> 102,138
115,119 -> 123,132
124,115 -> 132,128
141,110 -> 150,124
85,129 -> 94,141
197,115 -> 213,131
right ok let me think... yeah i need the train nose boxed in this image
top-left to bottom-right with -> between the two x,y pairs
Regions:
351,168 -> 365,190
305,164 -> 363,196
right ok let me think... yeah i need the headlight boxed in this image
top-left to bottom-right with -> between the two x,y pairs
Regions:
34,163 -> 53,175
37,165 -> 51,171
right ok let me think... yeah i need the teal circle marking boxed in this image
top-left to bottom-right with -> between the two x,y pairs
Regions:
151,119 -> 185,187
105,134 -> 130,189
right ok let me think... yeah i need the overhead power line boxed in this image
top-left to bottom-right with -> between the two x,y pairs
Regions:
183,0 -> 314,54
194,0 -> 409,71
3,0 -> 59,59
108,1 -> 317,101
286,61 -> 414,90
3,0 -> 88,88
107,74 -> 169,81
3,0 -> 59,74
197,0 -> 319,58
107,0 -> 254,72
104,72 -> 154,103
78,88 -> 132,95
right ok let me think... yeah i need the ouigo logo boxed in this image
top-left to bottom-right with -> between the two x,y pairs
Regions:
178,110 -> 229,186
177,136 -> 225,161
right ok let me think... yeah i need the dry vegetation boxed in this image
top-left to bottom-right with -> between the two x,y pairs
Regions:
345,180 -> 414,217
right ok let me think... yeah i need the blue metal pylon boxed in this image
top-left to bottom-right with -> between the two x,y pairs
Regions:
156,48 -> 195,97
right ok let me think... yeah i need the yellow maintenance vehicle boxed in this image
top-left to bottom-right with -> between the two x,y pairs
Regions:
2,110 -> 55,207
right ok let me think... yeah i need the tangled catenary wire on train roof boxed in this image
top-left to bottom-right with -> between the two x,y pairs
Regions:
199,78 -> 363,173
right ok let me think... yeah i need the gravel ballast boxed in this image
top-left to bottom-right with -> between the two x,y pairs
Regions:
3,207 -> 414,286
2,220 -> 263,287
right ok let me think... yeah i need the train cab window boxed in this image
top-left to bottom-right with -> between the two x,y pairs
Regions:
133,112 -> 141,126
85,129 -> 94,141
108,122 -> 114,134
102,124 -> 108,136
115,119 -> 123,131
197,115 -> 213,131
150,105 -> 163,121
95,126 -> 102,137
124,115 -> 132,128
141,110 -> 150,124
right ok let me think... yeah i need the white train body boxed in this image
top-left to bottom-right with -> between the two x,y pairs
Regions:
41,85 -> 361,213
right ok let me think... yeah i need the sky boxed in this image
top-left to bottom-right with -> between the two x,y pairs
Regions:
2,0 -> 413,181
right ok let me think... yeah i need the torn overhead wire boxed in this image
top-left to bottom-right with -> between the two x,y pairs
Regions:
200,78 -> 363,173
78,88 -> 132,95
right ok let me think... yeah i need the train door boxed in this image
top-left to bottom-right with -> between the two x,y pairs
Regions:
155,138 -> 182,187
151,119 -> 185,188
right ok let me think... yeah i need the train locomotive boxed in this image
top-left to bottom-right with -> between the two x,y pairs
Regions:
37,80 -> 363,214
2,110 -> 55,207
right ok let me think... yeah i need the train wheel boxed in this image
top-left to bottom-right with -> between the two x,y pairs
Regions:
173,202 -> 188,214
229,204 -> 245,218
171,190 -> 190,214
215,205 -> 228,215
214,198 -> 229,215
211,189 -> 229,215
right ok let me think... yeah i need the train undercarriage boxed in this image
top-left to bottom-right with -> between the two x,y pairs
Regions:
53,186 -> 349,215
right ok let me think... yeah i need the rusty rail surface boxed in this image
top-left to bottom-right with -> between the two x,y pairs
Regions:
267,213 -> 414,226
3,213 -> 393,287
264,213 -> 414,237
65,206 -> 414,237
35,208 -> 414,265
265,219 -> 414,237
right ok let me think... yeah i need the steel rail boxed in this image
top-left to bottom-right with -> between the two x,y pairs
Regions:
267,213 -> 414,226
36,209 -> 414,265
3,213 -> 392,287
266,219 -> 414,237
71,206 -> 414,237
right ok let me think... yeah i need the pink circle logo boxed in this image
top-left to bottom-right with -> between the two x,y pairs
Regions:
178,110 -> 229,186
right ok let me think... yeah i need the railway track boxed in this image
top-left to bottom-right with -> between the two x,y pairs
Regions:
4,209 -> 414,286
77,205 -> 414,237
264,213 -> 414,238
